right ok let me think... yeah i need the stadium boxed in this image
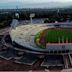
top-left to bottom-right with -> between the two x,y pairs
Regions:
1,12 -> 72,71
10,23 -> 72,53
1,0 -> 72,71
0,19 -> 72,71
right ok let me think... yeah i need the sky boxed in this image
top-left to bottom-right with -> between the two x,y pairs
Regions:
0,0 -> 72,9
0,0 -> 72,3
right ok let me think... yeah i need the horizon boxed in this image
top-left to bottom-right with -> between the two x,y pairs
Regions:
0,0 -> 72,9
0,0 -> 72,3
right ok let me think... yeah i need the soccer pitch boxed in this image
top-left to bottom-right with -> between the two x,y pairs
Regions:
45,29 -> 72,43
35,28 -> 72,48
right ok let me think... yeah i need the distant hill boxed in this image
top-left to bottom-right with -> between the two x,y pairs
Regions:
0,2 -> 72,9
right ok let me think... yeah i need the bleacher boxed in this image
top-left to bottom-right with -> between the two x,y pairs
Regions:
41,55 -> 64,68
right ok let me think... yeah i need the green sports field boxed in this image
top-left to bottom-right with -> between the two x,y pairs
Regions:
45,29 -> 72,43
35,28 -> 72,48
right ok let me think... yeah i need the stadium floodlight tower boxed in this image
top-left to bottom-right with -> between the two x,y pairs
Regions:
15,5 -> 19,19
15,13 -> 19,19
30,13 -> 35,24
